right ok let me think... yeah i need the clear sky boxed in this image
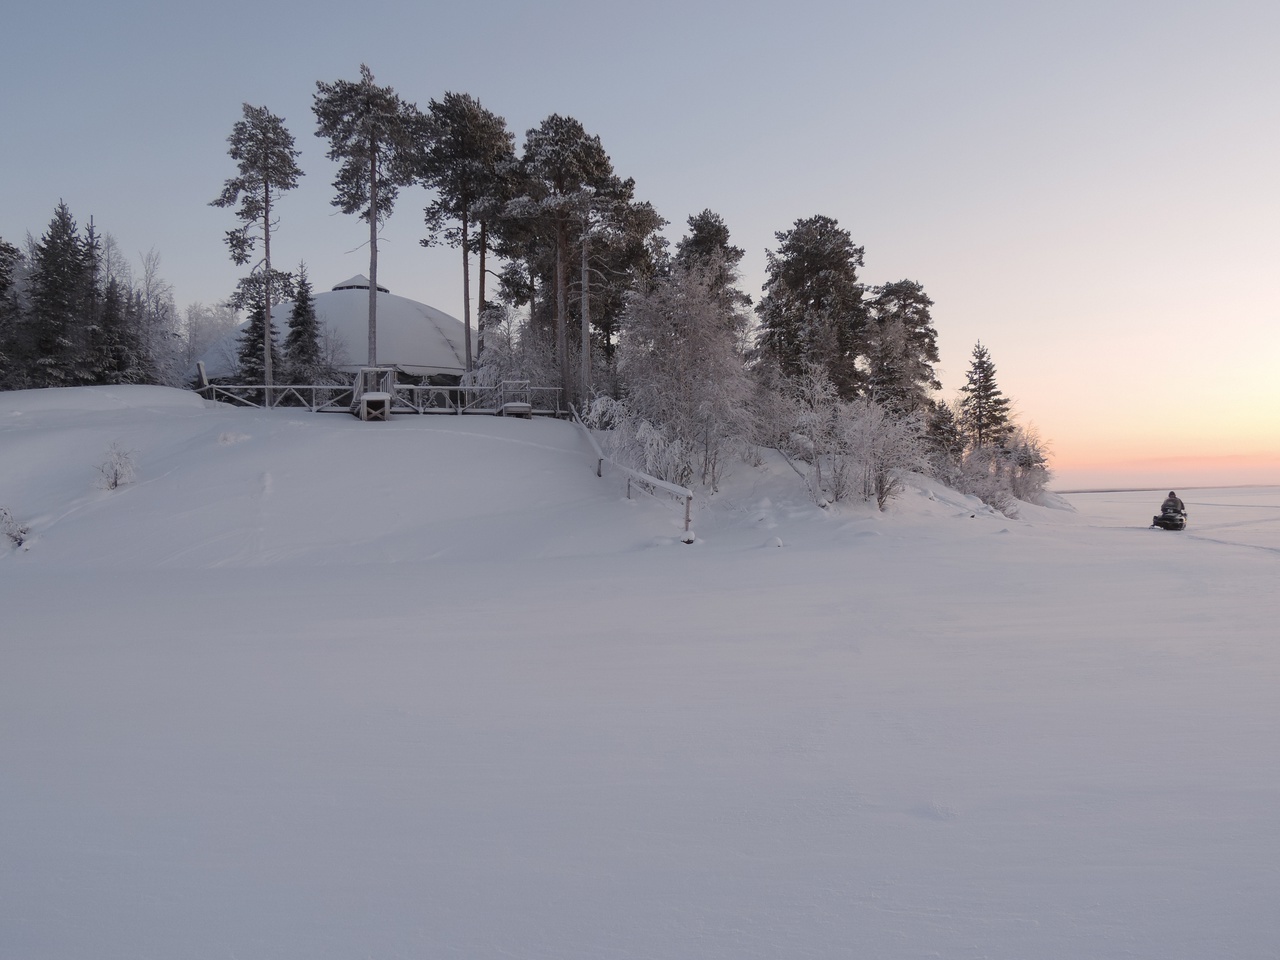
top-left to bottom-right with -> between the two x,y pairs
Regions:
3,0 -> 1277,488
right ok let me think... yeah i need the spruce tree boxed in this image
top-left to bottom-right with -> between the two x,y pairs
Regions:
96,277 -> 135,384
29,202 -> 95,387
756,215 -> 867,399
283,263 -> 323,382
236,298 -> 282,396
958,341 -> 1012,449
0,237 -> 23,387
313,65 -> 425,368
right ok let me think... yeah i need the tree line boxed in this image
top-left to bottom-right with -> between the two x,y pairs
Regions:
0,204 -> 202,390
0,63 -> 1050,510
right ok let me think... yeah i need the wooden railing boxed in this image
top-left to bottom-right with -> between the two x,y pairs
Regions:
570,404 -> 694,541
197,380 -> 562,416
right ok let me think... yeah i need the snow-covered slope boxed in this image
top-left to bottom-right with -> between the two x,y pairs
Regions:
3,387 -> 1278,960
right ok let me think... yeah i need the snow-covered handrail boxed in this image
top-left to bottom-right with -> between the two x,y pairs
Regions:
570,405 -> 694,539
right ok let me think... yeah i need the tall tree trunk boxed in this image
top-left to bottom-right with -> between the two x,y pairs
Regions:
367,136 -> 378,367
262,182 -> 273,405
579,219 -> 590,401
461,210 -> 472,374
555,219 -> 569,404
476,221 -> 487,359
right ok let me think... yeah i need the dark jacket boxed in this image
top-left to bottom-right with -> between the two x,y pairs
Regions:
1161,495 -> 1186,514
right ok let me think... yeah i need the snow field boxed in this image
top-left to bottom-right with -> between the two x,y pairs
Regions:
2,387 -> 1278,959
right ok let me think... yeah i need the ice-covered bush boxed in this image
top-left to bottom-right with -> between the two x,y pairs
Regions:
1,506 -> 28,547
97,442 -> 137,490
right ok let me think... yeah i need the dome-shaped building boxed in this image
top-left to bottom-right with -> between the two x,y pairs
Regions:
199,275 -> 467,381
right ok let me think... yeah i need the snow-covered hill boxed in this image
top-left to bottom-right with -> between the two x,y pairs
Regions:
3,387 -> 1278,960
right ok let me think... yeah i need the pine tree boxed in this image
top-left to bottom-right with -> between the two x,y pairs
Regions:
958,341 -> 1012,449
211,103 -> 303,396
514,114 -> 615,402
756,215 -> 867,399
313,65 -> 425,367
673,209 -> 752,326
420,92 -> 516,373
283,263 -> 323,382
865,280 -> 940,415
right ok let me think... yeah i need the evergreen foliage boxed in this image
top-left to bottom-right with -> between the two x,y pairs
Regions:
211,103 -> 303,390
29,202 -> 96,387
420,92 -> 517,371
511,113 -> 616,400
313,65 -> 425,366
958,341 -> 1012,449
756,215 -> 867,399
0,237 -> 24,386
236,299 -> 282,390
0,205 -> 184,390
283,263 -> 324,381
865,280 -> 940,415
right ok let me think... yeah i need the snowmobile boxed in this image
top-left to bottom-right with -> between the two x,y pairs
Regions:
1151,509 -> 1187,531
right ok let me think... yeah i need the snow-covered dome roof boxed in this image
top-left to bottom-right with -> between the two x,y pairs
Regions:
198,277 -> 467,381
331,274 -> 389,293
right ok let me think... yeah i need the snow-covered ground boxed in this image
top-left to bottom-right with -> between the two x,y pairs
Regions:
3,387 -> 1278,960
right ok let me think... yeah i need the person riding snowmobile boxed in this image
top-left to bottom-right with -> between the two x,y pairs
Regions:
1152,491 -> 1188,530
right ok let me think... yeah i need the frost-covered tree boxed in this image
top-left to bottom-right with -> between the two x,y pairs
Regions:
131,249 -> 184,387
840,400 -> 927,510
211,103 -> 303,396
313,65 -> 425,367
958,341 -> 1012,449
673,210 -> 753,359
777,363 -> 923,509
606,254 -> 755,489
1003,424 -> 1052,502
756,215 -> 867,399
419,91 -> 516,372
182,301 -> 241,373
865,279 -> 940,415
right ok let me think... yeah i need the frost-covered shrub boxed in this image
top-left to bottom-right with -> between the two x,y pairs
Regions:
1004,425 -> 1052,503
778,364 -> 925,509
1,506 -> 28,547
951,425 -> 1052,514
839,400 -> 927,510
97,442 -> 137,490
472,303 -> 562,390
586,395 -> 695,488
